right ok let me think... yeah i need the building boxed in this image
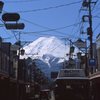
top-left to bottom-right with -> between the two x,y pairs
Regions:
0,37 -> 36,100
96,33 -> 100,70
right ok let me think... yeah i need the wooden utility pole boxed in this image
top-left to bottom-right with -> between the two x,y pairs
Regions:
82,0 -> 96,74
88,0 -> 93,74
88,0 -> 93,59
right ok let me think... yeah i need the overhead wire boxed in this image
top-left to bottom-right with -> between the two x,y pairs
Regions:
21,18 -> 83,40
91,0 -> 99,11
1,0 -> 84,44
92,0 -> 100,17
0,19 -> 16,41
21,18 -> 81,33
3,0 -> 38,3
1,1 -> 82,41
24,37 -> 47,55
7,1 -> 85,55
93,15 -> 100,31
0,18 -> 21,41
48,43 -> 66,54
10,1 -> 82,13
13,31 -> 67,39
92,0 -> 100,38
69,2 -> 88,42
11,31 -> 20,41
70,7 -> 82,41
92,0 -> 100,11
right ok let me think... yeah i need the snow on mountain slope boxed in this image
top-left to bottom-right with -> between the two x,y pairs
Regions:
23,36 -> 70,59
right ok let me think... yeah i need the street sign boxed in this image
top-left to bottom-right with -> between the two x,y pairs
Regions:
2,13 -> 20,21
5,23 -> 25,29
89,59 -> 96,66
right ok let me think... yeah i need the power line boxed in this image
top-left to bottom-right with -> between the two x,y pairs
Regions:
21,18 -> 82,39
12,31 -> 66,38
21,19 -> 81,33
21,18 -> 50,29
13,1 -> 82,13
3,0 -> 38,3
70,7 -> 82,41
26,22 -> 80,33
93,16 -> 100,32
93,22 -> 100,32
92,0 -> 100,15
91,0 -> 99,11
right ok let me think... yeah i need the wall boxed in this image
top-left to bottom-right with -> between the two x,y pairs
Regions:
96,34 -> 100,70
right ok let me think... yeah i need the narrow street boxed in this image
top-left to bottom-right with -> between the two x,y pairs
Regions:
0,0 -> 100,100
50,91 -> 55,100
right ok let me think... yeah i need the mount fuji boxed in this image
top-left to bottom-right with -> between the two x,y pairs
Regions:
21,36 -> 79,78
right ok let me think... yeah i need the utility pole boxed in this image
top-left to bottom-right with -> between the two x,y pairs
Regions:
88,0 -> 93,74
82,0 -> 96,74
88,0 -> 93,59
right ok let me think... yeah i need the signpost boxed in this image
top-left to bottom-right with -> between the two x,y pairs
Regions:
89,58 -> 96,66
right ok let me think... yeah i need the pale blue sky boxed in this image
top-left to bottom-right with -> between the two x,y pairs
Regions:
0,0 -> 100,45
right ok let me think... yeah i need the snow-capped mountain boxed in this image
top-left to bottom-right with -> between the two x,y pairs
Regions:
21,36 -> 79,78
23,36 -> 70,59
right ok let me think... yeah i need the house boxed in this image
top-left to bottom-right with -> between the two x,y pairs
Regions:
96,33 -> 100,70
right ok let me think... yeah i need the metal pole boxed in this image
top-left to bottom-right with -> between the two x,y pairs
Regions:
17,32 -> 21,100
69,40 -> 71,59
88,0 -> 93,59
85,39 -> 89,76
